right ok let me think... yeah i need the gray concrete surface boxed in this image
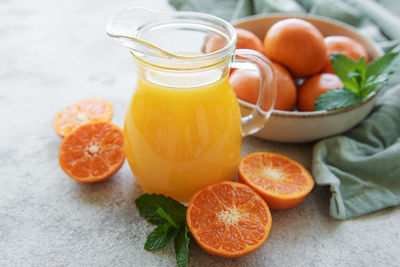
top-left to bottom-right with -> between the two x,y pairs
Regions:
1,0 -> 399,266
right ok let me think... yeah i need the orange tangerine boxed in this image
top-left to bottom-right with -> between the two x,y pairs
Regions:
298,73 -> 344,111
59,121 -> 125,183
323,35 -> 370,73
238,152 -> 314,210
53,99 -> 113,137
264,18 -> 327,78
187,181 -> 272,258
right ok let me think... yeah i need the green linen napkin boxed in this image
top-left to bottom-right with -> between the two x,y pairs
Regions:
313,84 -> 400,219
170,0 -> 400,219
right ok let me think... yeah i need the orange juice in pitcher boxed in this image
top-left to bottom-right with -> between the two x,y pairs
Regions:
107,8 -> 277,202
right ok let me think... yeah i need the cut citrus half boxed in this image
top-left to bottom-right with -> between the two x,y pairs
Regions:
238,152 -> 314,210
187,181 -> 272,258
53,99 -> 113,137
59,121 -> 125,183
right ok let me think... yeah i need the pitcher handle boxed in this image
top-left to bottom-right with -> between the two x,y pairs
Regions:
232,49 -> 277,137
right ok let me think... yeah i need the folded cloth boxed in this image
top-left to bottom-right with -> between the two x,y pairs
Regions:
170,0 -> 400,219
313,84 -> 400,219
170,0 -> 400,41
170,0 -> 363,25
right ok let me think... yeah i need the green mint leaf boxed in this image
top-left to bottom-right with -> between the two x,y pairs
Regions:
347,71 -> 361,79
135,194 -> 187,226
315,88 -> 363,111
144,223 -> 179,251
356,57 -> 367,86
366,52 -> 399,80
330,54 -> 360,93
174,224 -> 190,267
156,207 -> 178,229
360,73 -> 391,97
357,52 -> 400,97
324,53 -> 398,111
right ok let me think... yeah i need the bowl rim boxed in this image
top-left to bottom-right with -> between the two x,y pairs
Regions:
233,13 -> 385,118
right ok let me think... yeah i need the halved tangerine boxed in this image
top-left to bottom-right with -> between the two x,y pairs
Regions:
53,99 -> 113,137
59,121 -> 125,183
238,152 -> 314,210
187,181 -> 272,258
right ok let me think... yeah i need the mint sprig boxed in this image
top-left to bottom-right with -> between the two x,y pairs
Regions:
135,193 -> 190,267
315,88 -> 363,110
156,207 -> 179,229
174,224 -> 190,267
315,52 -> 399,111
144,223 -> 179,251
135,193 -> 186,225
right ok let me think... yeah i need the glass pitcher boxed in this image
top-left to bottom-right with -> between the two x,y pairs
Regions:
107,8 -> 276,202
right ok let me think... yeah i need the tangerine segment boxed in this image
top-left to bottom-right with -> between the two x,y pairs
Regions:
238,152 -> 314,210
53,99 -> 113,137
59,121 -> 125,183
187,181 -> 272,258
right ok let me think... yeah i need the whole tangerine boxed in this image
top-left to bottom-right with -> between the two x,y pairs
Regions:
235,28 -> 264,54
271,61 -> 297,111
229,62 -> 297,111
264,18 -> 327,78
203,33 -> 226,53
322,35 -> 370,73
229,68 -> 260,106
297,73 -> 344,111
203,28 -> 264,54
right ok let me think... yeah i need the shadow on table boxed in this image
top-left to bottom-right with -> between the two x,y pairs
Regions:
70,163 -> 143,207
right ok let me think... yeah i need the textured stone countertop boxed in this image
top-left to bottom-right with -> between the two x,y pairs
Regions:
1,0 -> 399,266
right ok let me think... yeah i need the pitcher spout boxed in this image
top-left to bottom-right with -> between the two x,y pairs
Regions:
106,7 -> 236,70
106,7 -> 174,58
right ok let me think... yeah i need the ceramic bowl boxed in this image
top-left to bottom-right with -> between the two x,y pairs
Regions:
234,14 -> 384,143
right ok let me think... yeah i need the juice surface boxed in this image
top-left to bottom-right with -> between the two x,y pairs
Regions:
124,75 -> 242,202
